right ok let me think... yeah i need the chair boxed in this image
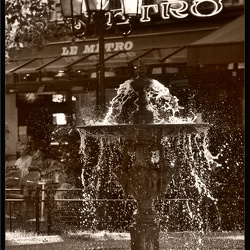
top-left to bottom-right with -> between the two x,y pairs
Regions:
6,172 -> 41,200
21,171 -> 40,187
5,171 -> 22,189
6,166 -> 19,175
6,171 -> 41,220
54,183 -> 74,209
45,171 -> 67,184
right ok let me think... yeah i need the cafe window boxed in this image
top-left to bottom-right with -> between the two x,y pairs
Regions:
5,74 -> 12,84
17,92 -> 68,106
105,88 -> 117,106
52,94 -> 66,103
18,73 -> 39,82
17,93 -> 50,106
72,88 -> 117,125
72,91 -> 96,126
53,113 -> 67,125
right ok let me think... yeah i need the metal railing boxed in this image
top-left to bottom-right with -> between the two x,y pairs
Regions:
5,187 -> 244,233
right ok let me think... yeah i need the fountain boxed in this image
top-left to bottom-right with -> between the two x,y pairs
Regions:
77,60 -> 215,250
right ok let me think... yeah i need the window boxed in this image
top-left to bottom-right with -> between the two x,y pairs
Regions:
53,113 -> 67,125
52,94 -> 66,103
72,91 -> 96,125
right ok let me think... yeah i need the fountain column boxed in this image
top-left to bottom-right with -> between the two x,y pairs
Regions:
127,142 -> 160,250
114,134 -> 181,250
114,60 -> 177,249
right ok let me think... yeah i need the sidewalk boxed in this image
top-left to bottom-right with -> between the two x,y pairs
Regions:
5,231 -> 244,250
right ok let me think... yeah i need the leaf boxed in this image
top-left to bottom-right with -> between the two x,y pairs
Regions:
5,0 -> 70,61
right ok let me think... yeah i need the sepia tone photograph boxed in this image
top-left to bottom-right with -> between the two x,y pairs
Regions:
4,0 -> 244,249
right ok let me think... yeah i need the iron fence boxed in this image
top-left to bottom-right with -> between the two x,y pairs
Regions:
5,186 -> 244,234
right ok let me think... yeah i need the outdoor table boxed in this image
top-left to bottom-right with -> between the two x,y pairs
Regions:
38,179 -> 47,222
38,172 -> 62,221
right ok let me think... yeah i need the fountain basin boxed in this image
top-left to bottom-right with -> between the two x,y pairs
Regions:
78,123 -> 209,142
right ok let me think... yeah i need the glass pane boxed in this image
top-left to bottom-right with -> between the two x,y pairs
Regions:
53,113 -> 67,125
52,94 -> 66,103
105,88 -> 117,106
123,0 -> 142,15
83,0 -> 109,11
132,48 -> 182,66
6,60 -> 30,74
19,73 -> 39,82
41,56 -> 82,71
163,48 -> 187,64
17,93 -> 51,105
104,50 -> 146,67
61,0 -> 82,17
72,91 -> 96,126
14,58 -> 58,73
70,53 -> 114,70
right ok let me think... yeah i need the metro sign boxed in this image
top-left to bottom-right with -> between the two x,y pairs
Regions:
112,0 -> 223,25
53,0 -> 223,23
61,41 -> 134,55
142,0 -> 223,20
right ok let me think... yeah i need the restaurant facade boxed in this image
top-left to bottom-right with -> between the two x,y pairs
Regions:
5,0 -> 244,230
5,2 -> 244,166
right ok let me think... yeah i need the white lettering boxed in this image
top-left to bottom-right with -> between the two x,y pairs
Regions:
105,12 -> 113,29
95,44 -> 99,53
105,43 -> 115,52
78,42 -> 134,55
83,44 -> 97,54
114,42 -> 124,51
140,5 -> 158,22
61,1 -> 223,33
168,0 -> 189,19
60,0 -> 223,33
124,41 -> 133,50
160,2 -> 171,19
120,0 -> 222,23
112,9 -> 129,25
62,47 -> 70,55
190,0 -> 223,17
70,46 -> 78,55
61,46 -> 78,55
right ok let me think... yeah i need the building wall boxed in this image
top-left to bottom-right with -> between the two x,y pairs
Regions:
5,93 -> 18,166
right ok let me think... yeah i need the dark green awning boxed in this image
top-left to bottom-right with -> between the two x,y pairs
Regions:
187,15 -> 244,65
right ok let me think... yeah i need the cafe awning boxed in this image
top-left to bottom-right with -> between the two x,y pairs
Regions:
9,47 -> 188,75
187,15 -> 244,66
6,26 -> 217,74
10,58 -> 60,73
6,59 -> 33,74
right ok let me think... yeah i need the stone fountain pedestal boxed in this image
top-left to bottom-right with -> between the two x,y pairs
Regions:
130,218 -> 159,250
113,138 -> 180,250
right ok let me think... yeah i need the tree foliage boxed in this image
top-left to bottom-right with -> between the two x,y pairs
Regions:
5,0 -> 71,62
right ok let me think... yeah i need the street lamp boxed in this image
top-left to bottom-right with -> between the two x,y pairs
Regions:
59,0 -> 141,117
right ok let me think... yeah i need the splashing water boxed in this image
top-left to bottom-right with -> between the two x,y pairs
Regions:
85,79 -> 197,125
78,78 -> 222,239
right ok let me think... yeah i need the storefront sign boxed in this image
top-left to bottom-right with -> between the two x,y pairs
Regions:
53,0 -> 223,24
61,41 -> 134,55
104,0 -> 223,26
139,0 -> 223,21
109,0 -> 223,25
60,0 -> 223,56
